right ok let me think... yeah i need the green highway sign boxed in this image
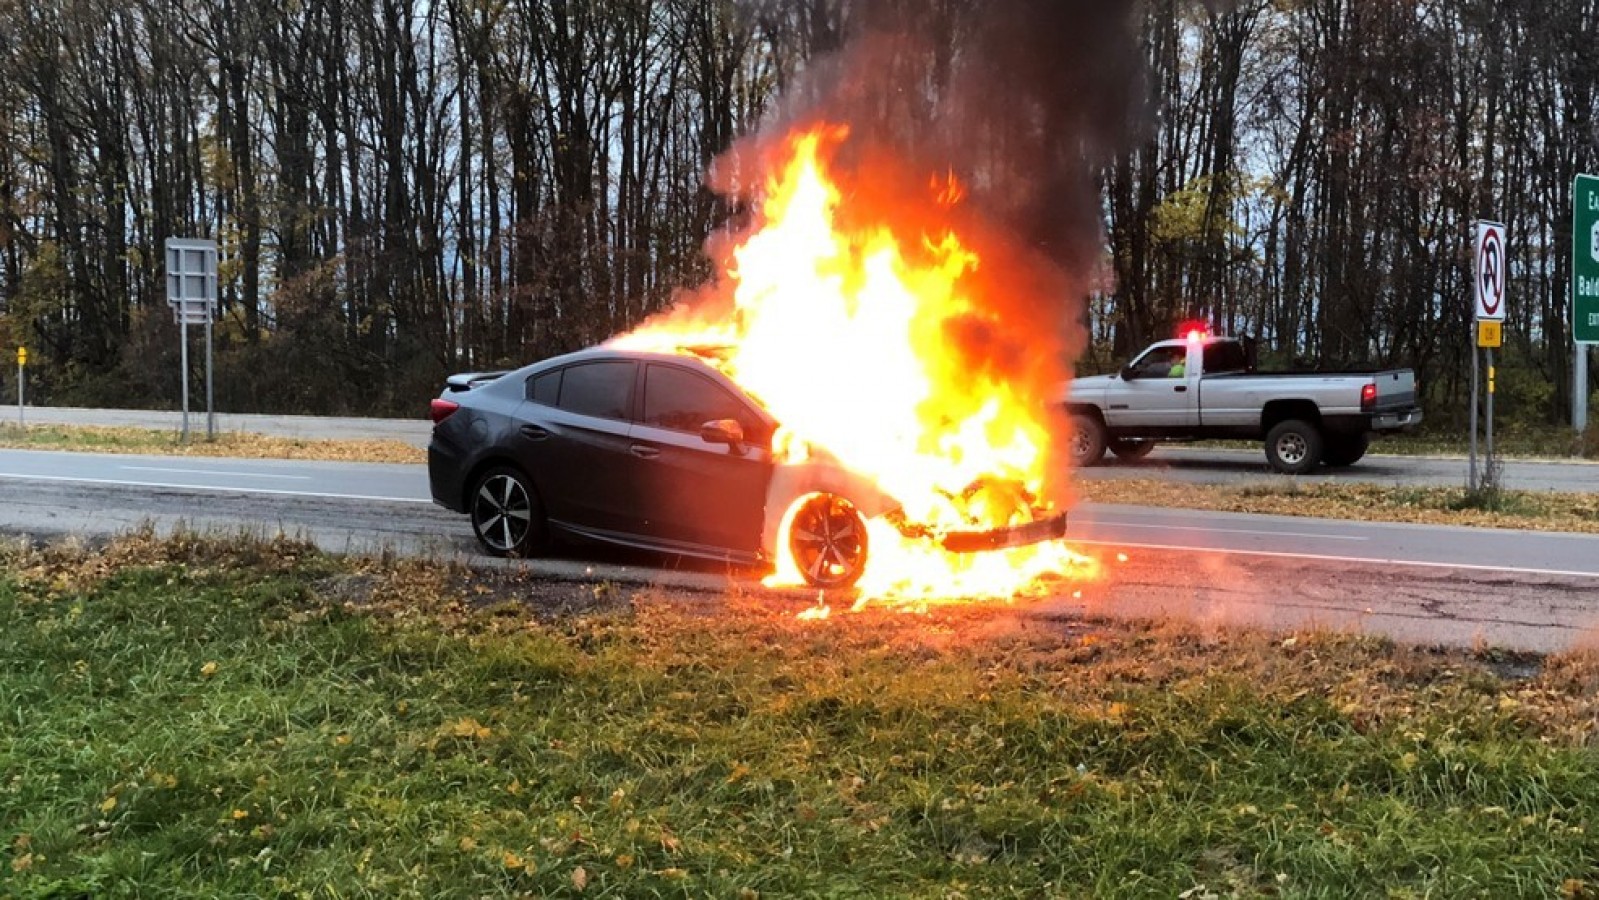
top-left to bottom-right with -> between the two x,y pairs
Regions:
1573,174 -> 1599,344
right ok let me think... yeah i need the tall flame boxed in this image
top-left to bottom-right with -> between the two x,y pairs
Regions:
615,126 -> 1095,604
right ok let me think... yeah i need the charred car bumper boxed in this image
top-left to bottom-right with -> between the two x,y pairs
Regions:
939,513 -> 1069,553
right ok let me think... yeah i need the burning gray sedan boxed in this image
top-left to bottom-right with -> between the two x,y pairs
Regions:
427,346 -> 1066,589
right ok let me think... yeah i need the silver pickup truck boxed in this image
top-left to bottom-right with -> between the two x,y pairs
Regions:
1064,336 -> 1422,473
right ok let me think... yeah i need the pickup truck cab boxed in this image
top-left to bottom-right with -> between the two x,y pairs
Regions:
1064,335 -> 1422,474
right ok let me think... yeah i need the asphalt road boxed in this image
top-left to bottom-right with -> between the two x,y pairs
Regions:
15,405 -> 1599,491
1,447 -> 1595,653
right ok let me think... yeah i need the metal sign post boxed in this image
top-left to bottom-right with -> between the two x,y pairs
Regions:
1469,333 -> 1479,488
1571,175 -> 1599,436
1472,220 -> 1507,488
180,317 -> 190,440
164,238 -> 219,442
14,346 -> 24,426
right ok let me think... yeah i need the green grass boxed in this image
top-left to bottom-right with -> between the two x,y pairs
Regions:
3,534 -> 1599,897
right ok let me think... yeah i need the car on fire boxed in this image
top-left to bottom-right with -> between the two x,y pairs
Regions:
427,346 -> 1066,588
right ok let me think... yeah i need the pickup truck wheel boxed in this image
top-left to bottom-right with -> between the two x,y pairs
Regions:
1108,438 -> 1157,461
1069,413 -> 1107,467
1322,433 -> 1370,467
1265,420 -> 1324,474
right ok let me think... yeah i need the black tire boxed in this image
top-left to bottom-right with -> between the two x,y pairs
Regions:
469,466 -> 547,557
1069,413 -> 1107,467
1108,438 -> 1157,461
787,493 -> 869,589
1322,433 -> 1370,467
1264,419 -> 1324,475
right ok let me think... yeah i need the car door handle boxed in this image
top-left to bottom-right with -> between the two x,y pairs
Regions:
519,424 -> 550,441
1174,385 -> 1187,393
630,444 -> 660,459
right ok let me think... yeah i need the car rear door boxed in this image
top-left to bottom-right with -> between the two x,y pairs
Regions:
627,362 -> 772,555
511,360 -> 644,535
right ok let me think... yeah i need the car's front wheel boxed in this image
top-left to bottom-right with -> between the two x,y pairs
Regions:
470,466 -> 547,557
787,493 -> 869,589
1069,413 -> 1108,467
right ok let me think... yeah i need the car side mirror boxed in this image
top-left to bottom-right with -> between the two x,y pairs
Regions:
1120,365 -> 1140,381
701,419 -> 747,455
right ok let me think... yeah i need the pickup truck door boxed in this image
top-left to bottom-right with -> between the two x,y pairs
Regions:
1103,343 -> 1198,429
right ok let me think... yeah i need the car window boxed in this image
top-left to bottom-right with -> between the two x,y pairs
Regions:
1202,341 -> 1247,373
527,370 -> 561,406
556,361 -> 635,420
643,365 -> 764,440
1131,346 -> 1187,378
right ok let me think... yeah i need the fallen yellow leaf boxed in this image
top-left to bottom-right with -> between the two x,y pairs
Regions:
99,795 -> 118,814
200,661 -> 219,679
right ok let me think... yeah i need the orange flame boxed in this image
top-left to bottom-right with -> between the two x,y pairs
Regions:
615,126 -> 1096,605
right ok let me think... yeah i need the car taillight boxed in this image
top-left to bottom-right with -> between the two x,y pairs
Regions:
1361,383 -> 1377,412
430,398 -> 461,425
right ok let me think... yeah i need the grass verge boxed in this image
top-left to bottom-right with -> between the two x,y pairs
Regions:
0,423 -> 422,464
3,532 -> 1598,897
1079,478 -> 1599,534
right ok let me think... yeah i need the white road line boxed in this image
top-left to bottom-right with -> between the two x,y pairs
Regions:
1069,537 -> 1599,580
1093,521 -> 1368,541
0,472 -> 430,504
121,465 -> 311,481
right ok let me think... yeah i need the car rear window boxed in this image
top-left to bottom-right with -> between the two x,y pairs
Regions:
643,365 -> 759,437
1203,341 -> 1248,373
556,361 -> 635,420
528,370 -> 561,405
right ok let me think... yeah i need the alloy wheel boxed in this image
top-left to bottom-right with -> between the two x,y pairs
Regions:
472,473 -> 533,554
788,493 -> 869,589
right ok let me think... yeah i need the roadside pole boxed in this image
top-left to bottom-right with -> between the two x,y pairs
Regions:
15,346 -> 24,427
1486,347 -> 1495,464
180,316 -> 190,442
1471,220 -> 1507,489
1579,347 -> 1590,434
1469,339 -> 1478,489
206,303 -> 215,439
165,238 -> 219,444
1572,175 -> 1599,440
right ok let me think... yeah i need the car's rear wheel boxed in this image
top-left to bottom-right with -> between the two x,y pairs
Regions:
1069,413 -> 1107,467
470,466 -> 547,557
787,493 -> 869,589
1322,433 -> 1370,467
1108,438 -> 1157,461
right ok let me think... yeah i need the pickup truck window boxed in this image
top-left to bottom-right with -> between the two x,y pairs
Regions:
1130,346 -> 1187,379
1203,341 -> 1249,373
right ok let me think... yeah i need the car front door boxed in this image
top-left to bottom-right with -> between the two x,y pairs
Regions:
627,362 -> 773,555
1104,344 -> 1196,429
